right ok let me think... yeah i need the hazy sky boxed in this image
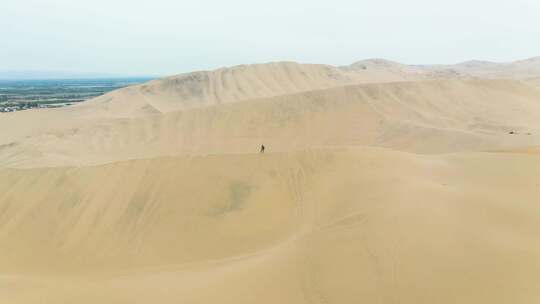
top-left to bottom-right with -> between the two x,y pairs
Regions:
2,0 -> 540,76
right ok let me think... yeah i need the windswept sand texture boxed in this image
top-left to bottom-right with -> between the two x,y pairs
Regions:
1,58 -> 540,303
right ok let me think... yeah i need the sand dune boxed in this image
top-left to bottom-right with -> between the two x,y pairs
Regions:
3,57 -> 538,139
1,59 -> 540,303
417,56 -> 540,80
2,79 -> 540,167
75,61 -> 430,116
0,61 -> 425,146
2,148 -> 540,303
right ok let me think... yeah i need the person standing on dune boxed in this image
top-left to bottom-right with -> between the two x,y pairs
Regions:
260,145 -> 265,153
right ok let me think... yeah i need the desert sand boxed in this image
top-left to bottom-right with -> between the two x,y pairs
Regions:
1,58 -> 540,303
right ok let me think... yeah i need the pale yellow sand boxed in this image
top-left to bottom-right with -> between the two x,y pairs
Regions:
1,148 -> 540,303
2,79 -> 540,167
1,59 -> 540,303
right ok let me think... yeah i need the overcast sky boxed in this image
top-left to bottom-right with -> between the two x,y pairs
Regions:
2,0 -> 540,76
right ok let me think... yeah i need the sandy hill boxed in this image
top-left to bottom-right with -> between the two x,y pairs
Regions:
416,56 -> 540,79
2,148 -> 540,304
74,61 -> 430,116
2,79 -> 540,167
1,58 -> 540,303
0,61 -> 423,145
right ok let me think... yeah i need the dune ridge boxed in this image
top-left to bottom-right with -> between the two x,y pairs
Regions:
1,79 -> 540,167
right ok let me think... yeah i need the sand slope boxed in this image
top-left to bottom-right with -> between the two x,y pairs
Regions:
1,59 -> 540,303
1,148 -> 540,303
0,61 -> 425,147
3,57 -> 540,145
2,79 -> 540,167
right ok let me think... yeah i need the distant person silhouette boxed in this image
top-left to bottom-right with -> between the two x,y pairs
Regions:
260,145 -> 265,154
